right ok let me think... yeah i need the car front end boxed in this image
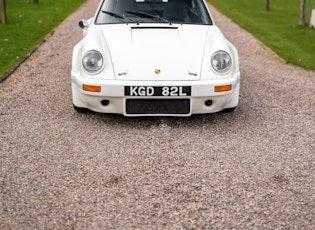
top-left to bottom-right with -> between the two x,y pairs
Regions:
71,0 -> 240,116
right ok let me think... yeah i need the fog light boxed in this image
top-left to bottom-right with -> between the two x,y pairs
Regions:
205,100 -> 213,106
101,100 -> 110,106
215,85 -> 232,92
83,84 -> 101,92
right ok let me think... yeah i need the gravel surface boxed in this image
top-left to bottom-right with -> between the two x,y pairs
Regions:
1,0 -> 314,229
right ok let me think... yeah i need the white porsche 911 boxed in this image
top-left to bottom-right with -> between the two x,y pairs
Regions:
71,0 -> 240,116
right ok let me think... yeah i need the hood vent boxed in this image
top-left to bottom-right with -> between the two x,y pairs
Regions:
131,26 -> 178,30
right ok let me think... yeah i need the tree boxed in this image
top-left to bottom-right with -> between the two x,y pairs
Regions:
1,0 -> 39,25
264,0 -> 270,11
0,0 -> 6,24
299,0 -> 306,26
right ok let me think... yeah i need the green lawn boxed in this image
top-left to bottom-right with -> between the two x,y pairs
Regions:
0,0 -> 86,77
208,0 -> 315,70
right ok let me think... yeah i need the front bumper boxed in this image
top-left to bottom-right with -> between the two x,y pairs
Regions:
71,73 -> 240,117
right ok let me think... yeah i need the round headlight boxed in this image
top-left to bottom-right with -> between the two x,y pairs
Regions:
82,50 -> 103,74
211,51 -> 232,74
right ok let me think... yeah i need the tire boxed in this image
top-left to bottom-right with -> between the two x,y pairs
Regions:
222,107 -> 237,113
73,105 -> 91,113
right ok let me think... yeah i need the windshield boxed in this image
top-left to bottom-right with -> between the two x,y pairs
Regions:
95,0 -> 213,25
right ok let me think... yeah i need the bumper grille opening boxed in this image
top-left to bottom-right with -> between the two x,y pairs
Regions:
126,99 -> 190,115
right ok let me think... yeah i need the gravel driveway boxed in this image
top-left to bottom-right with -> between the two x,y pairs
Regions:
1,0 -> 314,229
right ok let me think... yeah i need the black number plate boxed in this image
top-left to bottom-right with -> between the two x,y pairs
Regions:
125,86 -> 191,96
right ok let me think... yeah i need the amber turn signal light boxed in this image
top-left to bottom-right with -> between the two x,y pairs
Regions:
83,84 -> 101,92
215,85 -> 232,92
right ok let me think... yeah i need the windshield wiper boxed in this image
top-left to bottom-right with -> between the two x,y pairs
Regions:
102,10 -> 138,24
102,10 -> 124,19
125,11 -> 171,24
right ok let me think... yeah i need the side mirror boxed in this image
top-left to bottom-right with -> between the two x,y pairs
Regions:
79,19 -> 88,29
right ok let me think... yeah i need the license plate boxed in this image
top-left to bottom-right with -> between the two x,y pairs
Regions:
125,86 -> 191,96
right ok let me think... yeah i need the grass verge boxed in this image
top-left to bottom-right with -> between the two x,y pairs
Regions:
208,0 -> 315,70
0,0 -> 86,79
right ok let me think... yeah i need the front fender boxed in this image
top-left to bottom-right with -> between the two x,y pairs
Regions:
201,26 -> 240,80
72,25 -> 115,80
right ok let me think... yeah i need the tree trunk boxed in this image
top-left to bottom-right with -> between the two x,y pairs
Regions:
264,0 -> 270,11
299,0 -> 306,26
0,0 -> 6,24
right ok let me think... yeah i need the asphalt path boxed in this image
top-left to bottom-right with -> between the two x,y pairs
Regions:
1,0 -> 314,228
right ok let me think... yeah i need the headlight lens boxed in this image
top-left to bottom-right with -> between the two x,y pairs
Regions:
211,51 -> 232,74
82,50 -> 103,74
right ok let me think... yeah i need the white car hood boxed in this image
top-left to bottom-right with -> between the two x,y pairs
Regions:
99,24 -> 209,81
